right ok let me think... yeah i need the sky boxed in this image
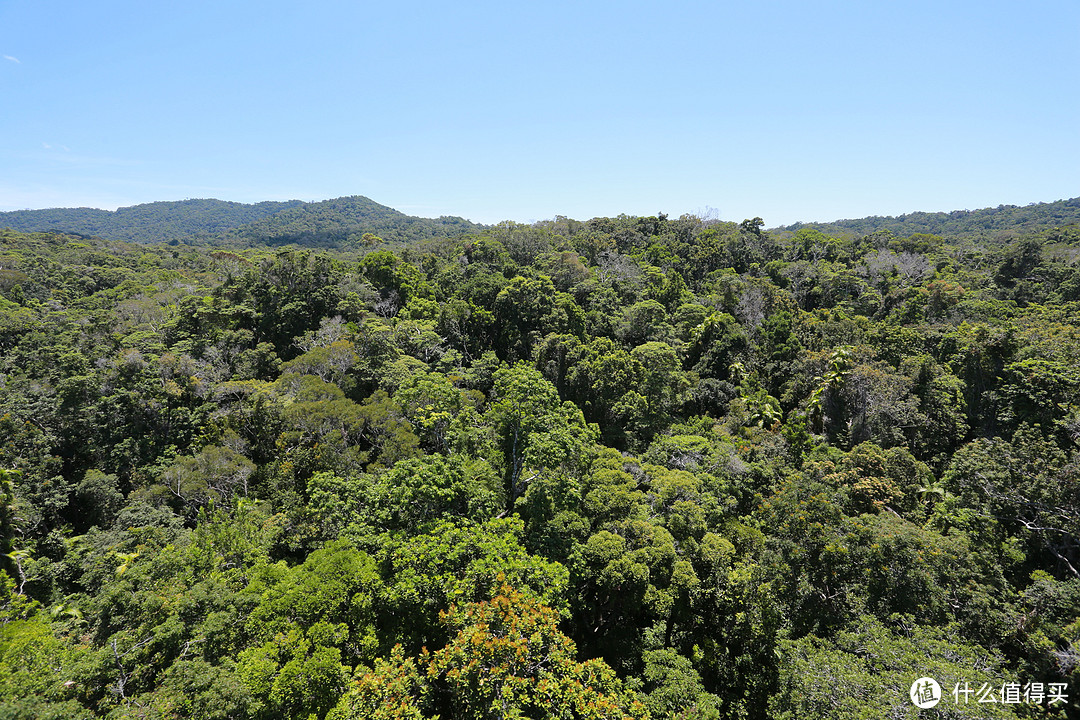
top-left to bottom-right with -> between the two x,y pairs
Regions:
1,0 -> 1078,226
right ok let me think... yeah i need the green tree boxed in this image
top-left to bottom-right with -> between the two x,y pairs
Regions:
487,364 -> 597,507
334,585 -> 647,720
239,541 -> 380,720
377,518 -> 569,655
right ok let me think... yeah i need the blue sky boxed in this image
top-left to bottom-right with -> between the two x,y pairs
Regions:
1,0 -> 1077,226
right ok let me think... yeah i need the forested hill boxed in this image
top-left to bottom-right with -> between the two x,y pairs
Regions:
0,199 -> 304,244
5,194 -> 1078,248
778,196 -> 1080,240
0,195 -> 486,247
224,195 -> 486,247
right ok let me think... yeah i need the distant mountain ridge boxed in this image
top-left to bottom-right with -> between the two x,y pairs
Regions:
224,196 -> 485,247
0,198 -> 304,244
4,194 -> 1078,247
776,197 -> 1080,239
0,195 -> 486,247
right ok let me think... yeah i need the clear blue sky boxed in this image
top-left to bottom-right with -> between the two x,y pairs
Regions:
2,0 -> 1077,226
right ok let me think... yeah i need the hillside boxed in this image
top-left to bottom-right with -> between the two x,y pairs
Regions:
0,198 -> 304,244
225,195 -> 486,247
0,195 -> 486,247
6,195 -> 1079,249
776,196 -> 1080,240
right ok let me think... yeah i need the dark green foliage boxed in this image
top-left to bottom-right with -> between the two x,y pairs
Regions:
780,196 -> 1080,240
0,195 -> 484,248
0,199 -> 304,244
3,194 -> 1080,720
771,617 -> 1018,719
229,196 -> 484,248
239,541 -> 379,719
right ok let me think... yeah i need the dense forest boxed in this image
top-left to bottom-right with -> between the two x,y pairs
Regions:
0,196 -> 486,248
1,200 -> 1079,719
0,200 -> 304,245
779,197 -> 1080,242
